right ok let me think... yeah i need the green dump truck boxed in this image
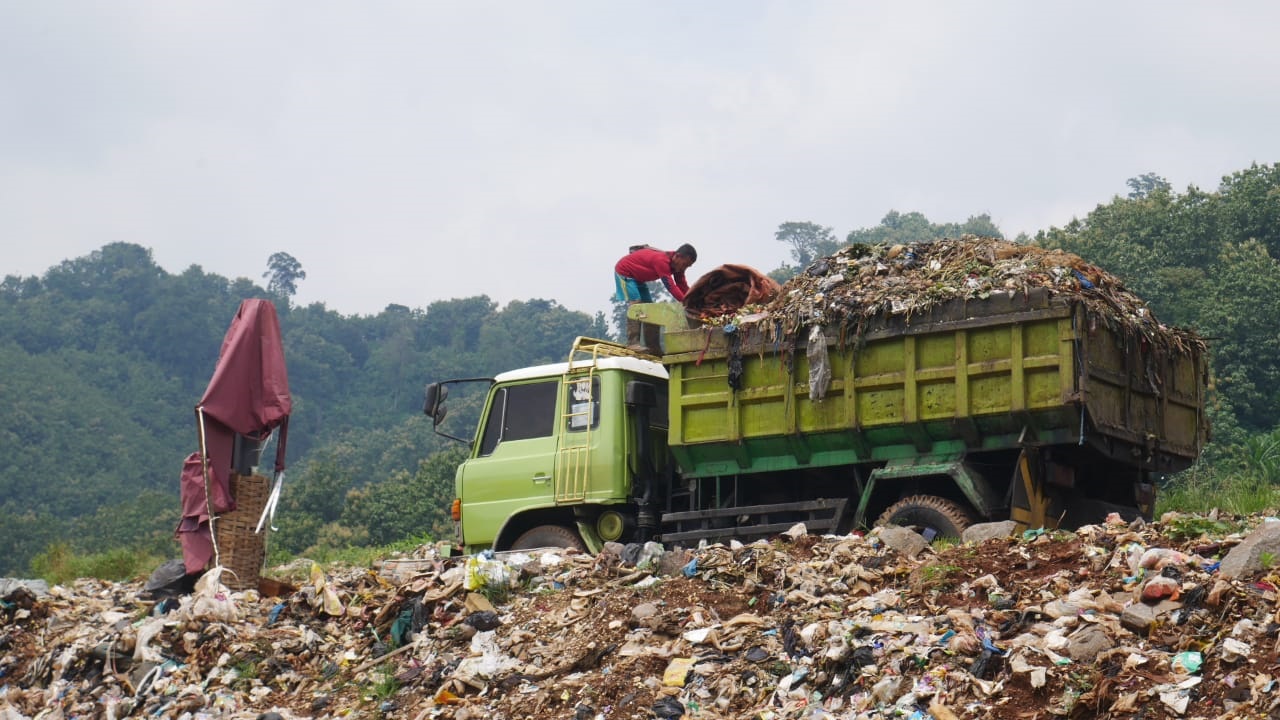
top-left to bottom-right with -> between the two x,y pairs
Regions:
425,286 -> 1208,554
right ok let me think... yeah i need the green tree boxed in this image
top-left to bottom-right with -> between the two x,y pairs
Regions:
1127,173 -> 1172,200
280,324 -> 358,438
42,243 -> 162,308
134,265 -> 244,392
1037,163 -> 1280,433
956,213 -> 1003,238
1215,163 -> 1280,261
0,343 -> 180,521
775,221 -> 839,269
418,296 -> 495,352
766,212 -> 1006,283
475,299 -> 600,374
1244,427 -> 1280,486
342,446 -> 467,546
0,274 -> 42,302
1198,240 -> 1280,431
272,448 -> 358,555
589,310 -> 610,341
0,506 -> 63,575
68,491 -> 180,560
355,306 -> 423,413
847,211 -> 1004,247
264,252 -> 306,301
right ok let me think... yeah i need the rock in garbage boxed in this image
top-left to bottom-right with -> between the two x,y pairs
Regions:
1121,599 -> 1182,634
1067,624 -> 1113,661
1121,603 -> 1158,634
962,521 -> 1018,545
657,548 -> 693,577
632,602 -> 660,624
782,522 -> 808,540
1043,599 -> 1083,619
877,525 -> 928,558
1219,521 -> 1280,579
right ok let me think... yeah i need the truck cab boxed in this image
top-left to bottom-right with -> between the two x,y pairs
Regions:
425,339 -> 668,554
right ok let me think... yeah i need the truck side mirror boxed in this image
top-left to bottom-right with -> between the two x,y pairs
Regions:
424,383 -> 449,425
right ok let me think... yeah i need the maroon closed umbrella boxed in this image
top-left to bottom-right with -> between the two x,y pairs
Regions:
177,299 -> 292,573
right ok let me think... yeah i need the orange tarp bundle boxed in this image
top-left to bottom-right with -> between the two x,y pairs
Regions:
683,264 -> 781,321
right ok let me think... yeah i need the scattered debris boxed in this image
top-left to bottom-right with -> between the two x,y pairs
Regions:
5,511 -> 1280,718
696,236 -> 1204,358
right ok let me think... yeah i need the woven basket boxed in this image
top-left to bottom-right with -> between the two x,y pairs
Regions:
212,473 -> 270,591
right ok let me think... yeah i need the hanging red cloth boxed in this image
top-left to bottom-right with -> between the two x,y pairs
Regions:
176,299 -> 292,573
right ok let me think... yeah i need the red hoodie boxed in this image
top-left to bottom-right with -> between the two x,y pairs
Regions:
615,247 -> 690,302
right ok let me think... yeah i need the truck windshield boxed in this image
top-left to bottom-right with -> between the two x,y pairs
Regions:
477,380 -> 558,456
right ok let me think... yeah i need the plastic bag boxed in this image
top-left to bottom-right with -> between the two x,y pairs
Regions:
807,324 -> 832,401
310,561 -> 345,616
453,631 -> 522,680
133,615 -> 169,663
637,541 -> 664,570
662,657 -> 695,687
464,553 -> 511,591
185,566 -> 242,622
143,558 -> 189,599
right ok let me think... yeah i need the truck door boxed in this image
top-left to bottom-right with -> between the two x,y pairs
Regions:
458,379 -> 559,548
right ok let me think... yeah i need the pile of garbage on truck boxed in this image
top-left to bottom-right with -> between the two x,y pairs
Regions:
687,236 -> 1204,354
6,511 -> 1280,719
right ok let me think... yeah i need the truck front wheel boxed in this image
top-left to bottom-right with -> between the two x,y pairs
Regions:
511,525 -> 587,551
876,495 -> 972,541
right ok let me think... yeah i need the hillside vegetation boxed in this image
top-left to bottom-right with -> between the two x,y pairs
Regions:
2,164 -> 1280,576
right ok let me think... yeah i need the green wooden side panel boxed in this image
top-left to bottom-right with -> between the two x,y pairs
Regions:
664,293 -> 1206,478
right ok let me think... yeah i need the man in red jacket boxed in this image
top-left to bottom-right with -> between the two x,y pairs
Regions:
614,243 -> 697,354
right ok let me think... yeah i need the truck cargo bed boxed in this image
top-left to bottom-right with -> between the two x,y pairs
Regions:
662,288 -> 1207,479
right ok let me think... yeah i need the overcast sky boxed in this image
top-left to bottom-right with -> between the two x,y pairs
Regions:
3,2 -> 1279,319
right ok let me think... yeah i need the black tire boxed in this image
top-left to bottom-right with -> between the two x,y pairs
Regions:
510,525 -> 587,551
875,495 -> 972,541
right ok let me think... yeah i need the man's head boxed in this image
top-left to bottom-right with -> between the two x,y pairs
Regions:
672,243 -> 697,272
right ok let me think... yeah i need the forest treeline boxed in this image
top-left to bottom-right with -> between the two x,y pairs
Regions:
1,163 -> 1278,575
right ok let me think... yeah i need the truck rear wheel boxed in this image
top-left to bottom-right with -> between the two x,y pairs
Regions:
511,525 -> 587,551
876,495 -> 972,541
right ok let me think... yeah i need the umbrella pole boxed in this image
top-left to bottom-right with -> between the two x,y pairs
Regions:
196,406 -> 221,569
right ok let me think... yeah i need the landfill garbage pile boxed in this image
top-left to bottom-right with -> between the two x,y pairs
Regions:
707,236 -> 1203,355
6,512 -> 1280,720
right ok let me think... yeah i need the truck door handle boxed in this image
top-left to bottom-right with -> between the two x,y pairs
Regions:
532,473 -> 550,484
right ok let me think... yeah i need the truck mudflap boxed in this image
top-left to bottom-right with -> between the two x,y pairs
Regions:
660,498 -> 848,545
1009,447 -> 1054,531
